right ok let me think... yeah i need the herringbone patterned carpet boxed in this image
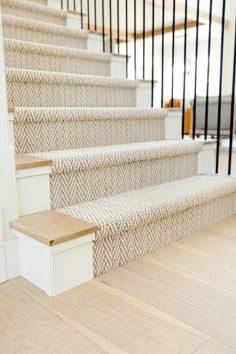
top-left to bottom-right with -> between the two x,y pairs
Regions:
3,0 -> 236,277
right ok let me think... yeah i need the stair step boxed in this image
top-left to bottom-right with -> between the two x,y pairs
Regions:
15,154 -> 52,170
6,68 -> 138,108
12,107 -> 167,154
30,140 -> 203,208
1,0 -> 67,26
2,15 -> 88,49
10,210 -> 97,246
4,39 -> 112,76
25,0 -> 48,5
60,175 -> 236,276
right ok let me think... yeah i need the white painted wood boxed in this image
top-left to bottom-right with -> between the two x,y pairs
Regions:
0,215 -> 7,283
165,110 -> 182,140
16,166 -> 51,216
111,55 -> 126,79
13,230 -> 96,296
4,238 -> 19,280
136,81 -> 153,108
0,246 -> 6,283
0,5 -> 18,283
198,142 -> 216,175
66,12 -> 83,30
87,32 -> 106,53
47,0 -> 61,9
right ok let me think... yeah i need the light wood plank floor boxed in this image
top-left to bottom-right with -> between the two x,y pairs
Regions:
1,215 -> 236,354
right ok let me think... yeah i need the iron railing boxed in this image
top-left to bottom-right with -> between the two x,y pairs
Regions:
61,0 -> 235,175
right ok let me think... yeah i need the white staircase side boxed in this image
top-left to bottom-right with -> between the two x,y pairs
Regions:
10,210 -> 97,296
0,11 -> 18,282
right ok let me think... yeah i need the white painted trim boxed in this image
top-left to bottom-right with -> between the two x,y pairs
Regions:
47,0 -> 61,9
16,165 -> 52,179
13,230 -> 96,296
87,32 -> 103,53
87,32 -> 109,53
0,215 -> 7,283
136,81 -> 154,108
4,238 -> 19,280
165,110 -> 182,140
67,12 -> 83,30
198,142 -> 216,175
16,166 -> 52,216
0,5 -> 18,283
111,56 -> 126,79
0,246 -> 6,283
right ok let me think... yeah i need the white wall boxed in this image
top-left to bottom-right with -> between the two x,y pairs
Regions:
119,0 -> 236,107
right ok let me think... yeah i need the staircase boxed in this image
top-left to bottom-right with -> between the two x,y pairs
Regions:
2,0 -> 236,295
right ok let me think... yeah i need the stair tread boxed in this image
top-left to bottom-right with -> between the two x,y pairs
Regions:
15,154 -> 52,170
11,107 -> 167,123
1,0 -> 66,20
6,67 -> 138,88
60,175 -> 236,240
10,210 -> 97,246
4,38 -> 111,62
2,14 -> 88,39
29,140 -> 203,173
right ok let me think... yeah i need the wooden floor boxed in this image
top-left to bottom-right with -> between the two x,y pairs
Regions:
0,215 -> 236,354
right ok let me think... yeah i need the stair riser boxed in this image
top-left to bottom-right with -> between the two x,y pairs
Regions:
7,79 -> 136,108
4,46 -> 111,76
93,194 -> 236,277
14,119 -> 165,154
51,154 -> 199,209
3,23 -> 87,50
1,4 -> 66,26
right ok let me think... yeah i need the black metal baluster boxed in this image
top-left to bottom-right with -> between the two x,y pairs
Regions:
151,0 -> 155,107
73,0 -> 76,11
80,0 -> 83,29
161,0 -> 165,108
216,0 -> 226,173
182,0 -> 188,139
61,0 -> 63,10
109,0 -> 112,53
171,0 -> 175,107
125,0 -> 128,78
143,0 -> 145,79
204,0 -> 213,140
87,0 -> 90,30
67,0 -> 69,10
134,0 -> 137,79
94,0 -> 97,31
228,17 -> 236,175
117,0 -> 120,54
102,0 -> 105,52
192,0 -> 200,139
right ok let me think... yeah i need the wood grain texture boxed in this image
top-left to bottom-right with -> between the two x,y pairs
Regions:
4,214 -> 236,353
13,277 -> 208,354
15,154 -> 52,170
10,209 -> 97,246
0,282 -> 105,354
194,339 -> 235,354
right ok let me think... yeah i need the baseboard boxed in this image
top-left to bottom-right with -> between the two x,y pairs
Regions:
0,244 -> 7,283
4,238 -> 19,280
